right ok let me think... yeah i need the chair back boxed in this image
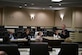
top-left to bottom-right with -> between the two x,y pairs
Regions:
58,42 -> 78,55
0,44 -> 20,55
30,42 -> 49,55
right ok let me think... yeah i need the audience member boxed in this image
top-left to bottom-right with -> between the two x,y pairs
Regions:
0,51 -> 7,55
21,28 -> 31,39
64,38 -> 72,43
21,28 -> 31,46
3,32 -> 10,44
8,31 -> 15,39
35,31 -> 43,38
35,31 -> 43,42
53,28 -> 61,39
60,24 -> 69,39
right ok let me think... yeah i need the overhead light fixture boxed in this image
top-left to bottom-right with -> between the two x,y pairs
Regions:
59,4 -> 61,6
49,5 -> 52,8
30,13 -> 35,20
19,5 -> 22,8
60,13 -> 64,21
59,10 -> 65,21
51,0 -> 62,2
24,3 -> 27,7
31,3 -> 34,5
42,8 -> 45,10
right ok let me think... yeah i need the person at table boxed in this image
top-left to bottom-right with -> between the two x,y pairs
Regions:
21,28 -> 31,46
35,31 -> 43,38
0,51 -> 7,55
8,31 -> 15,39
60,24 -> 69,39
53,28 -> 61,39
35,31 -> 43,42
21,28 -> 31,39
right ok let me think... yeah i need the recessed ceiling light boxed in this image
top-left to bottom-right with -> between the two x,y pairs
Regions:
49,5 -> 52,8
24,3 -> 27,7
51,0 -> 62,2
31,3 -> 34,5
19,5 -> 22,8
42,8 -> 45,10
59,4 -> 61,6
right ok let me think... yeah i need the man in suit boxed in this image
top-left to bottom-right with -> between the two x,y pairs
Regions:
60,24 -> 69,39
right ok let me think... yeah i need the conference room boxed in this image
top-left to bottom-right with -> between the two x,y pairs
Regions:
0,0 -> 82,55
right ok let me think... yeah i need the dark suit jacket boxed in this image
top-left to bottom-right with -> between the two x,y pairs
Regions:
21,32 -> 31,39
60,29 -> 69,39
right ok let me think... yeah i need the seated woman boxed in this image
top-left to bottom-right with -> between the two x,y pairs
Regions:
35,31 -> 43,42
21,28 -> 31,39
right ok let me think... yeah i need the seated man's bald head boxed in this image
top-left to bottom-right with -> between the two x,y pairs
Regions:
0,51 -> 7,55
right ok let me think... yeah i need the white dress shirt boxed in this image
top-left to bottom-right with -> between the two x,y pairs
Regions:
53,34 -> 61,39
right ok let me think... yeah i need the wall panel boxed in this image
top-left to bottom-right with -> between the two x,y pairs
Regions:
4,7 -> 55,26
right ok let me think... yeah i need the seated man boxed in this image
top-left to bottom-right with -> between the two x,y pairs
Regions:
8,31 -> 15,39
60,24 -> 69,39
0,51 -> 7,55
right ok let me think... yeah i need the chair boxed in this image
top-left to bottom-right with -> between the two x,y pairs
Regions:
15,32 -> 23,38
19,26 -> 23,28
15,28 -> 24,33
27,26 -> 31,31
30,42 -> 49,55
47,31 -> 53,36
30,31 -> 35,37
0,26 -> 4,29
58,42 -> 78,55
0,44 -> 20,55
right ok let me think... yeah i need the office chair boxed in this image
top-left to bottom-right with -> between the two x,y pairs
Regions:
30,31 -> 35,37
0,44 -> 20,55
30,42 -> 49,55
15,32 -> 23,38
15,28 -> 24,33
47,31 -> 54,36
58,42 -> 78,55
27,26 -> 31,31
0,26 -> 4,29
19,26 -> 23,28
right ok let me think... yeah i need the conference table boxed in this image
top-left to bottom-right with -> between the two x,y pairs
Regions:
43,36 -> 65,47
0,38 -> 28,47
0,37 -> 64,48
43,37 -> 64,40
0,38 -> 28,42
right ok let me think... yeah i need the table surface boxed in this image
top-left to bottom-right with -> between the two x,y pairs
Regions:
0,38 -> 28,42
43,36 -> 64,40
0,36 -> 64,42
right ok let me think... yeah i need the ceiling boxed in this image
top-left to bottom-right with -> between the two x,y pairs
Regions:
0,0 -> 82,10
